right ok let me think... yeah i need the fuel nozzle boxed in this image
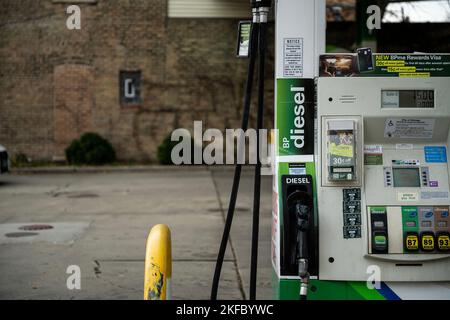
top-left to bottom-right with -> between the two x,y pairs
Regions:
287,191 -> 313,300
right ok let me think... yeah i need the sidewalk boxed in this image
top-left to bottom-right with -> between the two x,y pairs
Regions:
0,167 -> 273,300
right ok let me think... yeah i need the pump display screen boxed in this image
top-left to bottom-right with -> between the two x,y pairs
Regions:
381,90 -> 434,108
393,168 -> 421,188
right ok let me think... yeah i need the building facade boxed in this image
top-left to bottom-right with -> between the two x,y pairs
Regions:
0,0 -> 275,162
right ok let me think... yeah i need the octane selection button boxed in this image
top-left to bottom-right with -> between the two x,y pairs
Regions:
404,232 -> 419,252
437,233 -> 450,252
420,232 -> 435,252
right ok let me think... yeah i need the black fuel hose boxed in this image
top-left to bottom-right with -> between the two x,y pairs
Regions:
210,21 -> 260,300
249,20 -> 267,301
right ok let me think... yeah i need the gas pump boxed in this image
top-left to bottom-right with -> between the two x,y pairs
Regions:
271,0 -> 450,300
315,77 -> 450,286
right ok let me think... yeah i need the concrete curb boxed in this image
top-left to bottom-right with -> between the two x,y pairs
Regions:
10,165 -> 257,174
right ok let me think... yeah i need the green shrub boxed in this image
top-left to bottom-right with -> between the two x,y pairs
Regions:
157,135 -> 178,165
157,134 -> 196,165
65,140 -> 84,164
65,133 -> 116,165
13,153 -> 29,166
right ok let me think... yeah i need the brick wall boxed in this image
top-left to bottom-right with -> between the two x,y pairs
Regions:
53,64 -> 94,158
0,0 -> 275,162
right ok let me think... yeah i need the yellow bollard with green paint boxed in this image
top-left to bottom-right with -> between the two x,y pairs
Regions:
144,224 -> 172,300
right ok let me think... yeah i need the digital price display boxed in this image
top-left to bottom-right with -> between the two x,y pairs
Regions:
381,90 -> 434,108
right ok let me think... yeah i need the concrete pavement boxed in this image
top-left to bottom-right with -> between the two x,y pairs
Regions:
0,167 -> 273,300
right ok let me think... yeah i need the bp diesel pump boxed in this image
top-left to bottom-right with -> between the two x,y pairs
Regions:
271,0 -> 450,300
212,0 -> 450,300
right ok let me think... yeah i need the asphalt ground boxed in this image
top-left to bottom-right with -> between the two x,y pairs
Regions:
0,167 -> 273,300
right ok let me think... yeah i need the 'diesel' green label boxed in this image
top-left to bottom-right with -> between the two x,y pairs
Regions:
276,79 -> 315,156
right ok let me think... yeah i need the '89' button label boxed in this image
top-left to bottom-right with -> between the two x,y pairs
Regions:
420,233 -> 435,251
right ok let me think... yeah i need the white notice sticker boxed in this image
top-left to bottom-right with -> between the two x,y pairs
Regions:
283,38 -> 303,77
384,118 -> 435,139
397,192 -> 418,202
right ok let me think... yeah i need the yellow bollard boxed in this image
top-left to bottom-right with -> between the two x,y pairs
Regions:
144,224 -> 172,300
